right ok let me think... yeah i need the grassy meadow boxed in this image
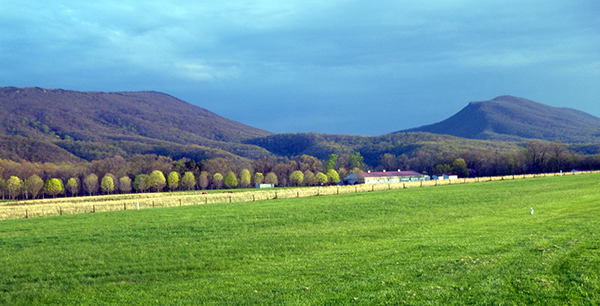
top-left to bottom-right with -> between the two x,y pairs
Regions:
0,174 -> 599,305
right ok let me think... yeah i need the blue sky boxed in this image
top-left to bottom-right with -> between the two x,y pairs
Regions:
1,1 -> 599,135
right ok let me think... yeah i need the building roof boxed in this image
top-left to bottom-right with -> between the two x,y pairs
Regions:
358,170 -> 425,178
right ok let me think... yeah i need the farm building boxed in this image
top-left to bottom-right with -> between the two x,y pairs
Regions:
343,170 -> 430,185
432,174 -> 458,180
255,183 -> 275,188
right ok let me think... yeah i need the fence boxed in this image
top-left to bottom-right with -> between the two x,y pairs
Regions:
1,170 -> 598,221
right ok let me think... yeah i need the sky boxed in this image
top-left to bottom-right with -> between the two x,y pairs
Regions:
1,1 -> 599,136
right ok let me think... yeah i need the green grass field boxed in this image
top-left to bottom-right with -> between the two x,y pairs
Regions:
1,174 -> 599,305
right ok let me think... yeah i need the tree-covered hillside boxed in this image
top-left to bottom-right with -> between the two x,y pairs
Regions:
0,87 -> 273,160
0,134 -> 81,163
244,132 -> 522,166
401,95 -> 600,143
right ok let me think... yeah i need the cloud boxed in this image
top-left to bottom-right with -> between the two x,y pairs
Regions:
1,1 -> 599,135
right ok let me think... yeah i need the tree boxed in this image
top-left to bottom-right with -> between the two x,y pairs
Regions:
338,167 -> 348,181
212,173 -> 223,189
66,177 -> 79,197
240,169 -> 251,188
202,158 -> 235,177
133,174 -> 150,193
315,172 -> 328,185
0,178 -> 6,200
199,171 -> 209,190
84,173 -> 99,196
326,169 -> 340,184
289,170 -> 304,186
379,153 -> 397,171
300,155 -> 323,173
351,167 -> 363,174
149,170 -> 166,192
25,174 -> 44,199
106,173 -> 119,193
435,164 -> 452,175
254,172 -> 264,185
224,171 -> 238,189
327,154 -> 338,171
526,140 -> 549,174
167,171 -> 180,191
101,175 -> 114,194
119,176 -> 132,193
303,170 -> 315,186
44,178 -> 64,198
181,171 -> 196,190
265,172 -> 278,185
452,158 -> 469,178
350,152 -> 364,169
7,176 -> 23,200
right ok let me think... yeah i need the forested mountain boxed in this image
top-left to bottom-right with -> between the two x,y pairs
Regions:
244,132 -> 522,166
400,95 -> 600,143
0,87 -> 273,161
0,134 -> 81,163
2,87 -> 599,173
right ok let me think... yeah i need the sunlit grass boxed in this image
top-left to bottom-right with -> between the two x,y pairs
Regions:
1,174 -> 599,305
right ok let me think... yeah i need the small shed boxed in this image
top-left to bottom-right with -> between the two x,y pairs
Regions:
433,174 -> 458,180
255,183 -> 275,188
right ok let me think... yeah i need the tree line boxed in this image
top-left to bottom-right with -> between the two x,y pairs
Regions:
0,140 -> 598,200
0,153 -> 352,200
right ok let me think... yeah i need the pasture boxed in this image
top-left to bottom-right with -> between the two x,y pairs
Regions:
1,174 -> 599,305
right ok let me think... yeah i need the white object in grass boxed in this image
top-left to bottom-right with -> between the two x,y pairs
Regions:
530,208 -> 533,215
137,201 -> 140,210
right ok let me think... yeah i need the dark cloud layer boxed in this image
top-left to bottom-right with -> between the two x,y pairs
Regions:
2,1 -> 599,135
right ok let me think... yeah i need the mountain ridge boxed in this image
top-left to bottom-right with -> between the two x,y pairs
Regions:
2,88 -> 599,165
0,86 -> 274,161
0,86 -> 272,143
400,95 -> 600,143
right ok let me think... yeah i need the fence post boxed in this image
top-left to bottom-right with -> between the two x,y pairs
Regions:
337,188 -> 340,194
297,191 -> 299,198
124,203 -> 126,210
355,186 -> 357,193
229,196 -> 232,203
253,194 -> 255,201
60,207 -> 62,216
93,205 -> 95,213
275,192 -> 277,199
26,210 -> 28,219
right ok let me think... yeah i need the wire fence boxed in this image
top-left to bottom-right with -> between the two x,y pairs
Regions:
1,170 -> 598,221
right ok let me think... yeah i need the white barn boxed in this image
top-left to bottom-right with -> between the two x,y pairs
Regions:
343,170 -> 429,185
432,173 -> 458,180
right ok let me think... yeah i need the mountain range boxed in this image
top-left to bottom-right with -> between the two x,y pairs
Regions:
1,87 -> 599,164
401,95 -> 600,143
0,87 -> 273,162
